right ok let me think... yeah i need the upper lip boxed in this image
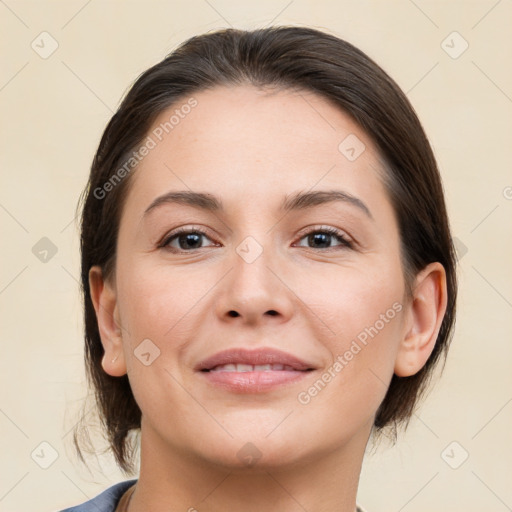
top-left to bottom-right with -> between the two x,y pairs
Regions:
195,348 -> 315,371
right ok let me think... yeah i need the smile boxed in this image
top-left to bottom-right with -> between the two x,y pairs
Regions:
207,363 -> 303,372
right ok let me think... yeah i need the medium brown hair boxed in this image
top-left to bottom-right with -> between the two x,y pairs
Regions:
74,26 -> 457,474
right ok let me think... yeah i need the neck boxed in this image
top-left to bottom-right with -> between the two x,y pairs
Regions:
128,420 -> 370,512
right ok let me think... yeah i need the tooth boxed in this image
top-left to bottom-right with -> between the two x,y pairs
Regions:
254,364 -> 272,371
210,363 -> 298,372
213,364 -> 236,372
236,364 -> 254,372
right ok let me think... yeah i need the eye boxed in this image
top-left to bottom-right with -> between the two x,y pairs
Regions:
294,227 -> 353,250
159,225 -> 353,253
159,227 -> 217,252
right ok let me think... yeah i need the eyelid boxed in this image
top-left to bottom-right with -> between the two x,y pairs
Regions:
293,225 -> 354,249
295,224 -> 352,240
158,224 -> 355,252
158,225 -> 217,249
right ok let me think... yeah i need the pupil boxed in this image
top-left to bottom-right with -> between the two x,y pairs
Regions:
310,233 -> 330,248
180,233 -> 201,249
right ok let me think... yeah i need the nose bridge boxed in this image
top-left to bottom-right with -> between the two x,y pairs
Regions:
216,232 -> 292,323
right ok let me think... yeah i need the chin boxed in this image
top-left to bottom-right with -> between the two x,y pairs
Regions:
197,438 -> 304,472
190,417 -> 322,471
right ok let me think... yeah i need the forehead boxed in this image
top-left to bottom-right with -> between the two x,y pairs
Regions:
124,85 -> 389,215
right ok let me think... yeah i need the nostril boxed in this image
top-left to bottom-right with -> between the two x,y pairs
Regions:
266,310 -> 278,316
228,311 -> 239,317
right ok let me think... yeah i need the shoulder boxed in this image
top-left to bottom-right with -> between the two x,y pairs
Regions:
58,479 -> 138,512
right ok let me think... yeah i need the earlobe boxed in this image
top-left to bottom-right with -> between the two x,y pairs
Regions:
89,266 -> 127,377
394,262 -> 448,377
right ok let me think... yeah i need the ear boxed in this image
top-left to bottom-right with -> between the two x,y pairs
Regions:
89,265 -> 127,377
394,262 -> 448,377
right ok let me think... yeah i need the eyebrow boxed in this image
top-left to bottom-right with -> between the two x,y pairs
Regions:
143,189 -> 373,219
282,190 -> 373,219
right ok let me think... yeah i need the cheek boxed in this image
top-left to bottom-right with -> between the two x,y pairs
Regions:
295,302 -> 404,439
292,256 -> 405,342
115,264 -> 206,425
117,259 -> 206,331
292,261 -> 405,414
115,260 -> 221,378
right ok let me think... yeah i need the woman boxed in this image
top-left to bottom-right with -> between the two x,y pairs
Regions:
61,25 -> 457,512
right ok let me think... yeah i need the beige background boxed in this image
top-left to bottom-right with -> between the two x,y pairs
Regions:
1,1 -> 511,511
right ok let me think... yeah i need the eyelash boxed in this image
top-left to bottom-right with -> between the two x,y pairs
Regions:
158,226 -> 354,253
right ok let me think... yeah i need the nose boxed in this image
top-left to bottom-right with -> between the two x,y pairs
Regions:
214,238 -> 294,327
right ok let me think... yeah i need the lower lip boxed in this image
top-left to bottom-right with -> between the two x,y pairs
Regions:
198,370 -> 312,393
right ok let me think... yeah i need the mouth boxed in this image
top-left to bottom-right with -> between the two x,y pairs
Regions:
195,348 -> 315,393
196,347 -> 315,372
206,363 -> 308,372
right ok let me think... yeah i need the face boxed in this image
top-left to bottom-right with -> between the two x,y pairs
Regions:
103,85 -> 411,469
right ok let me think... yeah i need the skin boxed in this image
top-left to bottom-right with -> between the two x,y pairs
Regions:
89,85 -> 447,512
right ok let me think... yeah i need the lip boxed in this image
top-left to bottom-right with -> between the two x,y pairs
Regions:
195,347 -> 315,393
195,347 -> 315,371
